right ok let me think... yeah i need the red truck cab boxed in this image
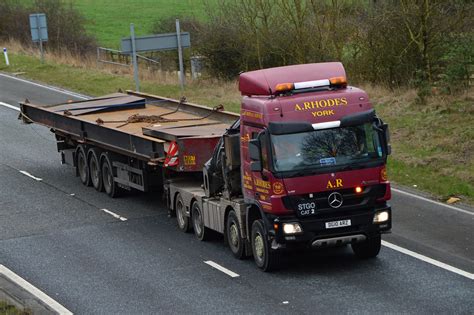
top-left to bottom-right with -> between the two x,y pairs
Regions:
238,62 -> 392,269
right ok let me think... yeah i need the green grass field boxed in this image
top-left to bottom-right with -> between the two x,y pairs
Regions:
71,0 -> 212,47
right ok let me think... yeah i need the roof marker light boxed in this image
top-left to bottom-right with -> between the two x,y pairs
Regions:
312,121 -> 341,130
294,79 -> 330,90
275,83 -> 294,93
329,76 -> 347,87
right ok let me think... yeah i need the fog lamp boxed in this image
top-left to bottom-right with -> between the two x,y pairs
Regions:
373,211 -> 389,223
283,223 -> 303,234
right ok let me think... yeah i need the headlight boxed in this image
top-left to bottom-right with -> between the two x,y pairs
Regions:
283,223 -> 303,234
373,211 -> 389,223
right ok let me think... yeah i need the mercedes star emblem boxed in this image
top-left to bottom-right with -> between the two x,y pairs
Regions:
328,192 -> 343,208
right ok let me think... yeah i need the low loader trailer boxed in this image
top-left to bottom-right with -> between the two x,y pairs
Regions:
20,62 -> 392,271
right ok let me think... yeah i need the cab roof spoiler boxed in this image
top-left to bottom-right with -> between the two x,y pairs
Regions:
239,62 -> 346,96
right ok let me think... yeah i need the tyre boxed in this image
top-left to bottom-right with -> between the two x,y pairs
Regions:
351,235 -> 381,259
226,210 -> 245,259
191,201 -> 209,241
175,193 -> 191,232
77,146 -> 91,186
100,153 -> 122,198
88,149 -> 103,192
251,219 -> 280,271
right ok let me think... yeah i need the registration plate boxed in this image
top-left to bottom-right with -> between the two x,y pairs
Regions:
325,219 -> 351,229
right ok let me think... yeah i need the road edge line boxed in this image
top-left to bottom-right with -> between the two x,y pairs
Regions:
392,188 -> 473,216
204,261 -> 240,278
101,208 -> 128,221
0,265 -> 73,315
382,241 -> 474,280
0,72 -> 89,100
0,101 -> 20,111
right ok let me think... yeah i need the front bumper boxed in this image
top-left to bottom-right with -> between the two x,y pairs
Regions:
271,204 -> 391,248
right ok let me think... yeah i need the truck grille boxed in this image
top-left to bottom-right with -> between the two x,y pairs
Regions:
282,184 -> 387,218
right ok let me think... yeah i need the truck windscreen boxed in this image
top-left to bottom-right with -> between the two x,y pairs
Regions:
271,122 -> 383,173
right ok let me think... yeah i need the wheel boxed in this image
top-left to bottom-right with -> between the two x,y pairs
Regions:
88,149 -> 103,192
100,153 -> 122,198
191,201 -> 209,241
352,235 -> 381,259
226,210 -> 245,259
251,219 -> 280,271
77,146 -> 91,186
175,193 -> 191,232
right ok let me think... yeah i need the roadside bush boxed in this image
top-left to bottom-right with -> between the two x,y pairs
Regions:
0,0 -> 96,56
178,0 -> 473,92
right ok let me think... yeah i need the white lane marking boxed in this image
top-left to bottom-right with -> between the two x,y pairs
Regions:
382,241 -> 474,280
0,72 -> 89,99
204,261 -> 240,278
101,208 -> 128,221
392,188 -> 473,216
0,101 -> 20,111
0,264 -> 73,315
19,170 -> 42,181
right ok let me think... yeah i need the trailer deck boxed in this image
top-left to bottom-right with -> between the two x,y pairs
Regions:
20,91 -> 239,171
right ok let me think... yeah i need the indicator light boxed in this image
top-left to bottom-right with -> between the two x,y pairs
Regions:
355,186 -> 363,194
380,167 -> 388,181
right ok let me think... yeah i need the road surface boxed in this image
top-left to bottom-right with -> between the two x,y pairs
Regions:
0,73 -> 472,314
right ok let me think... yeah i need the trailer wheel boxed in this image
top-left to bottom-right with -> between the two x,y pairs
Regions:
88,149 -> 103,192
77,146 -> 91,186
175,193 -> 191,233
191,201 -> 209,241
251,219 -> 280,272
351,235 -> 381,259
101,153 -> 122,198
226,210 -> 245,259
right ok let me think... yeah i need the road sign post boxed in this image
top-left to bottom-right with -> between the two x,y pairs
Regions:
29,13 -> 48,63
130,24 -> 140,92
176,19 -> 185,91
121,27 -> 190,91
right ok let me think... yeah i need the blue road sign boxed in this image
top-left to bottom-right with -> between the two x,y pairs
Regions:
29,13 -> 48,42
121,32 -> 190,54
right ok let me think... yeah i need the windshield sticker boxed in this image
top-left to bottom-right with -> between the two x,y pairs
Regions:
320,157 -> 336,165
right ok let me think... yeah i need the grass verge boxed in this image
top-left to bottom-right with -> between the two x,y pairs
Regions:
0,301 -> 31,315
1,49 -> 472,205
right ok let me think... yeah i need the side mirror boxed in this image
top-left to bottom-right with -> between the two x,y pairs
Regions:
382,123 -> 390,143
382,123 -> 391,155
249,139 -> 263,172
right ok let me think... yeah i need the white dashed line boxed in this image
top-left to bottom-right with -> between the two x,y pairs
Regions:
0,72 -> 90,99
392,188 -> 473,216
0,264 -> 73,315
101,208 -> 128,221
0,101 -> 20,111
382,241 -> 474,280
19,170 -> 42,181
204,261 -> 240,278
